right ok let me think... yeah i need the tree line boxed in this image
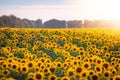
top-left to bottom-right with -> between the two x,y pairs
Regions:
0,15 -> 118,28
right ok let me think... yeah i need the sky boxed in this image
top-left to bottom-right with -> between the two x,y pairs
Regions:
0,0 -> 120,22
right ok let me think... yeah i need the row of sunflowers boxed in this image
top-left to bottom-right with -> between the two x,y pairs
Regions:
0,28 -> 120,80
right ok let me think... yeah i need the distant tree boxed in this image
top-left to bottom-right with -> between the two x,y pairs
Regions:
0,15 -> 43,28
0,17 -> 2,27
35,19 -> 42,27
43,19 -> 66,28
67,20 -> 82,28
1,15 -> 11,27
84,20 -> 94,28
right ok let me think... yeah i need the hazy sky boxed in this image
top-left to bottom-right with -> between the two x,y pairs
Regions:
0,0 -> 120,21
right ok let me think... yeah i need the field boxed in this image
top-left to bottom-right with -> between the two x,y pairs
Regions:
0,28 -> 120,80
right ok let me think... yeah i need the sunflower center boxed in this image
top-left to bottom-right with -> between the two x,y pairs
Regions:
96,67 -> 100,71
28,63 -> 33,67
92,75 -> 98,80
50,76 -> 56,80
69,71 -> 74,76
22,67 -> 27,71
104,72 -> 109,77
84,64 -> 89,68
76,67 -> 82,73
36,73 -> 42,79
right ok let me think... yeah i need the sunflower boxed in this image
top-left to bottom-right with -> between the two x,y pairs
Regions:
103,46 -> 109,52
2,47 -> 10,56
2,62 -> 8,69
8,54 -> 14,58
103,71 -> 111,79
86,42 -> 91,46
75,66 -> 83,75
117,64 -> 120,71
56,62 -> 63,68
67,68 -> 75,78
84,52 -> 89,56
88,70 -> 95,77
46,59 -> 52,63
26,61 -> 35,69
2,70 -> 9,76
28,72 -> 35,78
118,59 -> 120,64
84,58 -> 89,62
21,59 -> 27,64
61,37 -> 66,42
111,69 -> 117,75
63,44 -> 70,50
49,67 -> 56,74
21,40 -> 26,46
7,77 -> 15,80
94,66 -> 102,74
79,47 -> 84,52
116,51 -> 120,57
33,64 -> 39,70
43,54 -> 49,58
72,60 -> 78,66
110,51 -> 115,56
0,77 -> 7,80
14,39 -> 18,44
48,75 -> 57,80
11,63 -> 19,72
7,58 -> 14,63
40,65 -> 45,71
21,48 -> 27,53
20,65 -> 29,74
83,62 -> 91,70
37,51 -> 44,56
40,58 -> 46,63
70,45 -> 78,52
91,45 -> 96,49
113,75 -> 120,80
34,72 -> 43,80
36,62 -> 42,67
88,58 -> 93,63
43,68 -> 50,75
96,58 -> 103,66
60,76 -> 70,80
78,51 -> 84,56
68,43 -> 72,47
90,74 -> 99,80
102,62 -> 110,70
105,52 -> 110,58
46,63 -> 51,68
81,70 -> 88,78
26,77 -> 35,80
94,49 -> 100,55
17,58 -> 22,63
77,55 -> 82,60
63,62 -> 69,70
111,62 -> 116,67
0,57 -> 5,61
5,46 -> 11,52
26,43 -> 31,48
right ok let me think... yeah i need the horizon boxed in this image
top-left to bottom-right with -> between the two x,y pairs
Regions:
0,0 -> 120,22
2,14 -> 120,23
0,14 -> 120,25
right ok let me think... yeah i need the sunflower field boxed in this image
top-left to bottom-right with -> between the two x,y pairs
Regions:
0,28 -> 120,80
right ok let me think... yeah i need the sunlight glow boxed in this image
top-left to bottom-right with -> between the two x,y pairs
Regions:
66,0 -> 120,20
1,0 -> 120,22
